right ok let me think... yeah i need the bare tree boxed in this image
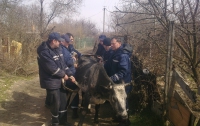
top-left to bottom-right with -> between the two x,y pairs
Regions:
0,0 -> 84,74
38,0 -> 82,38
112,0 -> 200,91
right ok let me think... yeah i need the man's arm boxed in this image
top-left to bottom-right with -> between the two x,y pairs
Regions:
38,51 -> 65,78
110,54 -> 129,82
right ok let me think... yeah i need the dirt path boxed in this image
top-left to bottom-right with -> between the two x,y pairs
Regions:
0,75 -> 118,126
0,48 -> 119,126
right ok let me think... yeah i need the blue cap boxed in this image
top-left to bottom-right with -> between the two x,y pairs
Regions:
61,34 -> 71,43
48,32 -> 62,41
99,35 -> 106,41
103,38 -> 111,46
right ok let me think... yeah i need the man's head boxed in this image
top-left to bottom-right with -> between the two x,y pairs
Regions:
111,37 -> 122,51
60,34 -> 71,47
99,35 -> 106,45
66,33 -> 74,44
48,32 -> 62,48
103,37 -> 111,51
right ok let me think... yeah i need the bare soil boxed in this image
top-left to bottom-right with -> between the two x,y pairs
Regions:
0,75 -> 118,126
0,48 -> 118,126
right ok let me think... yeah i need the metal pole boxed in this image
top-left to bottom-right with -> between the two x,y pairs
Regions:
103,6 -> 105,33
164,21 -> 175,125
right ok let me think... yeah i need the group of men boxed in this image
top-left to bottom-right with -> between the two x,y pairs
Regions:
96,35 -> 132,92
95,35 -> 133,122
37,32 -> 81,126
37,32 -> 133,126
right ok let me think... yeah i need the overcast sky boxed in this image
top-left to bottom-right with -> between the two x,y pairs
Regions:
76,0 -> 120,32
23,0 -> 121,32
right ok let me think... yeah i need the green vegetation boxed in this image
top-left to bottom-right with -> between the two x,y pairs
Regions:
0,71 -> 31,101
129,108 -> 164,126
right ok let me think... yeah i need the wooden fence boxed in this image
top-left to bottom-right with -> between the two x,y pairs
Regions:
152,21 -> 200,126
166,68 -> 198,126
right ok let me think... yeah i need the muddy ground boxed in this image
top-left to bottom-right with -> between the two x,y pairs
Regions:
0,48 -> 119,126
0,75 -> 119,126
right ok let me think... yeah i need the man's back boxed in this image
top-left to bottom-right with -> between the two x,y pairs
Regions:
37,42 -> 66,89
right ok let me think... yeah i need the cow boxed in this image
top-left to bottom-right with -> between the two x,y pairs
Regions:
74,55 -> 130,126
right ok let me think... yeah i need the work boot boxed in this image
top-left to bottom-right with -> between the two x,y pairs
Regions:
72,108 -> 79,119
59,111 -> 73,126
51,115 -> 59,126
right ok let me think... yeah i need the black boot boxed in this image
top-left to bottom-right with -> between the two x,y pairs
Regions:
51,115 -> 59,126
72,108 -> 79,119
59,111 -> 73,126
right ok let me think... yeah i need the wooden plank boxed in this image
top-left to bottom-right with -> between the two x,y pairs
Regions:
174,91 -> 200,126
174,70 -> 196,103
174,91 -> 186,105
168,97 -> 190,126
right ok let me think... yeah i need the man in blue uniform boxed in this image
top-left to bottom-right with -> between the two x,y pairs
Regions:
102,37 -> 112,62
66,33 -> 82,59
105,36 -> 132,125
95,35 -> 106,57
60,34 -> 79,119
37,32 -> 75,126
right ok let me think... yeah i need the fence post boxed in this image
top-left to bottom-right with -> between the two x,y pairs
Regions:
164,21 -> 175,125
7,36 -> 11,59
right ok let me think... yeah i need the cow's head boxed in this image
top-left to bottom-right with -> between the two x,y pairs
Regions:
107,83 -> 130,119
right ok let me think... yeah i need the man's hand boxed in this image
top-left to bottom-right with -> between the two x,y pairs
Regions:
97,56 -> 103,63
69,76 -> 76,83
72,56 -> 76,62
63,74 -> 69,80
74,63 -> 78,68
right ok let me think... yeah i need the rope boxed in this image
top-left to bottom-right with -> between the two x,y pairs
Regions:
61,77 -> 80,92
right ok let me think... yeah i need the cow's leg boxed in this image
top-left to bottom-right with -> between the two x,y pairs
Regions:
78,93 -> 90,126
94,104 -> 100,123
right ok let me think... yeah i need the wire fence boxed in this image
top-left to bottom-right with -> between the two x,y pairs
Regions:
75,37 -> 96,49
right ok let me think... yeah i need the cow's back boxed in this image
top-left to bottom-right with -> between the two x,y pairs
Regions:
75,56 -> 112,94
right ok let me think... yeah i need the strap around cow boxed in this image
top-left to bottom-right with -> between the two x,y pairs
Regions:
66,88 -> 80,109
61,78 -> 80,92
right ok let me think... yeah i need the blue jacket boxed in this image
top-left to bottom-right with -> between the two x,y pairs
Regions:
60,45 -> 76,76
106,46 -> 132,84
37,42 -> 73,89
67,44 -> 82,58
